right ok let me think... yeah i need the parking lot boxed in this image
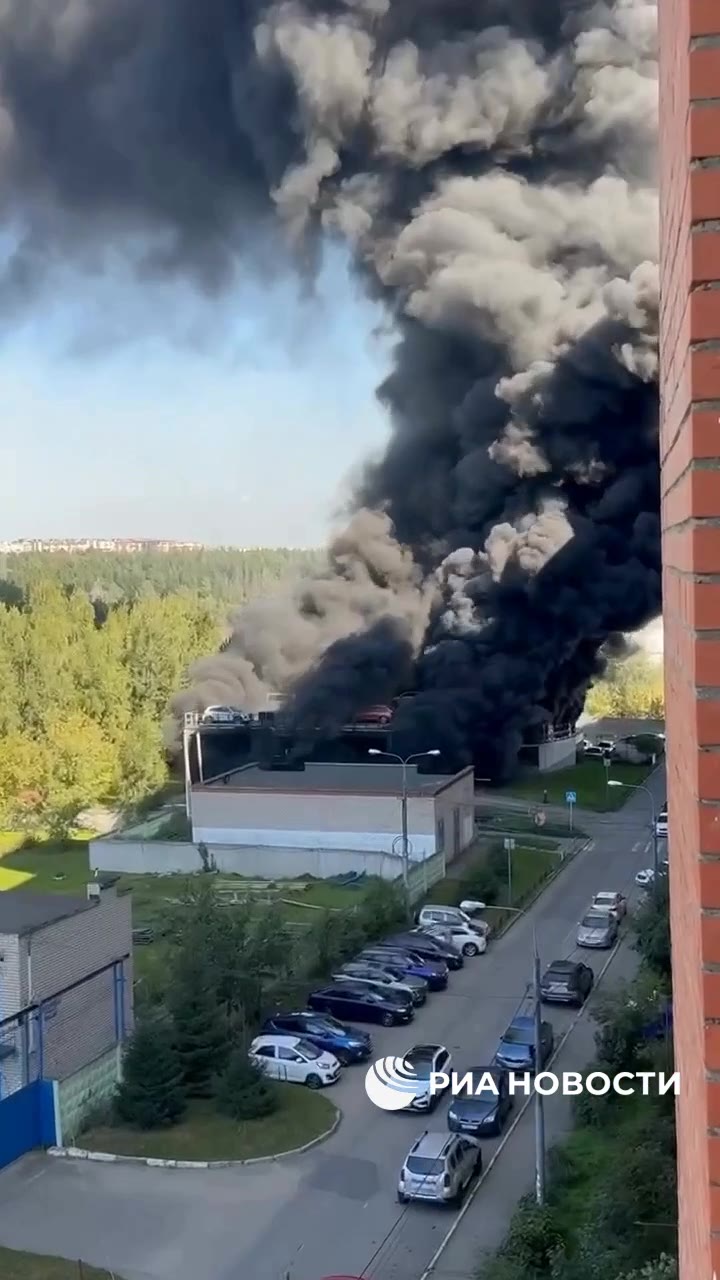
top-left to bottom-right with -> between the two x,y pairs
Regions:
0,773 -> 665,1280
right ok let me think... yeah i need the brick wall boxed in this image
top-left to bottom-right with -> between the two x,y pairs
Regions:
28,888 -> 133,1083
659,2 -> 720,1276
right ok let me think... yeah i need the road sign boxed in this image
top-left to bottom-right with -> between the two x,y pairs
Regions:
565,791 -> 576,805
503,837 -> 516,850
603,757 -> 611,770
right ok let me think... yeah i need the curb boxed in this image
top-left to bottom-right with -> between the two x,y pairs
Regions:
48,1105 -> 341,1170
492,836 -> 591,941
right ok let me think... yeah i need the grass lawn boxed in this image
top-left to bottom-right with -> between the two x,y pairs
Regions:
0,834 -> 95,893
476,811 -> 587,839
0,1248 -> 118,1279
79,1089 -> 336,1161
429,837 -> 563,932
502,759 -> 656,811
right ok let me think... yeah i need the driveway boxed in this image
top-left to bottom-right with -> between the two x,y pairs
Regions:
0,772 -> 665,1280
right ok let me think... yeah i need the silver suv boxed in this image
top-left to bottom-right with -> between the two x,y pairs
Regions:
397,1131 -> 481,1206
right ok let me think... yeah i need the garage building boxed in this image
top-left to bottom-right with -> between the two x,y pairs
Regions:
189,761 -> 475,879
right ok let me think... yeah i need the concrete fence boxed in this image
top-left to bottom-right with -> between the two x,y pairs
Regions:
89,838 -> 435,882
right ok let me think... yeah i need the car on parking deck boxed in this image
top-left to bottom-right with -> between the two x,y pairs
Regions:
417,921 -> 487,957
591,890 -> 627,920
447,1066 -> 513,1137
360,946 -> 449,990
249,1034 -> 340,1088
308,982 -> 414,1026
388,930 -> 463,970
540,960 -> 594,1006
400,1043 -> 453,1111
397,1131 -> 481,1206
334,964 -> 427,1006
494,1015 -> 554,1073
261,1011 -> 372,1064
576,910 -> 618,949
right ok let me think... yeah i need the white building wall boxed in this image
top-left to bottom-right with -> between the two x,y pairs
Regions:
191,787 -> 438,854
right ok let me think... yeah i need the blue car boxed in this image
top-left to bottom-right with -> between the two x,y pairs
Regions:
262,1010 -> 372,1064
360,945 -> 449,991
494,1015 -> 554,1074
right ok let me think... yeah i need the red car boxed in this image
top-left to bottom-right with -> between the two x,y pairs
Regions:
354,705 -> 393,725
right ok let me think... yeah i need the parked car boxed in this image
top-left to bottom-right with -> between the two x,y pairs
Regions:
352,705 -> 394,725
576,910 -> 618,949
334,964 -> 427,1006
308,983 -> 414,1026
397,1131 -> 481,1206
249,1034 -> 340,1088
583,744 -> 605,758
417,905 -> 490,939
590,890 -> 627,920
399,1043 -> 452,1112
447,1066 -> 513,1137
201,704 -> 250,725
418,921 -> 487,957
494,1015 -> 554,1073
261,1011 -> 372,1065
635,867 -> 654,887
540,960 -> 594,1006
388,931 -> 463,970
656,807 -> 668,838
361,946 -> 449,990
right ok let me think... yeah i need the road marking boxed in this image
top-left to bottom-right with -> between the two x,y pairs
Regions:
644,840 -> 651,854
418,940 -> 623,1280
632,841 -> 641,852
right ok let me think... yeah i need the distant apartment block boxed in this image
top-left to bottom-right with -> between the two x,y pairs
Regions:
0,538 -> 202,554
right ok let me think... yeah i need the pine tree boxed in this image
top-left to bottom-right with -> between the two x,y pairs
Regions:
116,1018 -> 185,1129
170,949 -> 229,1097
215,1047 -> 278,1121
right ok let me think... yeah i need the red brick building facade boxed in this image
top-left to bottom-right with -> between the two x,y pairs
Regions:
660,2 -> 720,1275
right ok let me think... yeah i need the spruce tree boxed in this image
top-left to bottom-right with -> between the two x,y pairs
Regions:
170,949 -> 229,1097
116,1018 -> 185,1129
215,1047 -> 278,1122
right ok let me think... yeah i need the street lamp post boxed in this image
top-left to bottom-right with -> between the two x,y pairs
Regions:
368,748 -> 441,902
608,779 -> 659,889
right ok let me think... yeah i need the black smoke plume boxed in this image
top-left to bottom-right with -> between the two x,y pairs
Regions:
0,0 -> 660,777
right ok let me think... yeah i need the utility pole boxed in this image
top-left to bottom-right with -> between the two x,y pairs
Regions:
368,747 -> 440,915
400,759 -> 409,901
504,836 -> 515,905
533,929 -> 546,1205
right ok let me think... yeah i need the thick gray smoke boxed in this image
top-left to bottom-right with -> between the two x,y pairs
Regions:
0,0 -> 660,776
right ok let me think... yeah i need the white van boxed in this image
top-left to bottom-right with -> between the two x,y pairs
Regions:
248,1034 -> 340,1088
417,905 -> 490,938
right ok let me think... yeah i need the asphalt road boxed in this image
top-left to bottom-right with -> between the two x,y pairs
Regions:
0,770 -> 666,1280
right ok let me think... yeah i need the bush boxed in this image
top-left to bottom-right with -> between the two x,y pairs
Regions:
459,867 -> 500,906
115,1017 -> 186,1129
498,1199 -> 565,1273
215,1047 -> 278,1121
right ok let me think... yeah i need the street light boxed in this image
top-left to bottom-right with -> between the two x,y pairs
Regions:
368,748 -> 441,899
608,779 -> 659,890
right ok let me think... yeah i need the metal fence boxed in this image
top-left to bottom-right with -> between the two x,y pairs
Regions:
406,852 -> 446,904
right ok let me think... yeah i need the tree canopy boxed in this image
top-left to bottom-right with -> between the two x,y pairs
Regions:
0,548 -> 317,832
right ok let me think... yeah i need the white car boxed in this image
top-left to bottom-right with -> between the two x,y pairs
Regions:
248,1034 -> 340,1088
656,808 -> 668,838
401,1043 -> 453,1111
636,862 -> 669,889
418,922 -> 487,957
417,904 -> 490,938
591,891 -> 627,920
201,705 -> 250,725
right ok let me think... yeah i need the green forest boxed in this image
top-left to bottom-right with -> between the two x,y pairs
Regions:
0,549 -> 320,835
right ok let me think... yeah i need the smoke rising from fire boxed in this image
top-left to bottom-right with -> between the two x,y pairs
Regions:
0,0 -> 660,776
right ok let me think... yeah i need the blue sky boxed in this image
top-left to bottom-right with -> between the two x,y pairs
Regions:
0,249 -> 391,547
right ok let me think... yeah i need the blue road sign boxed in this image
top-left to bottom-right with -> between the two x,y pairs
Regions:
566,790 -> 577,805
